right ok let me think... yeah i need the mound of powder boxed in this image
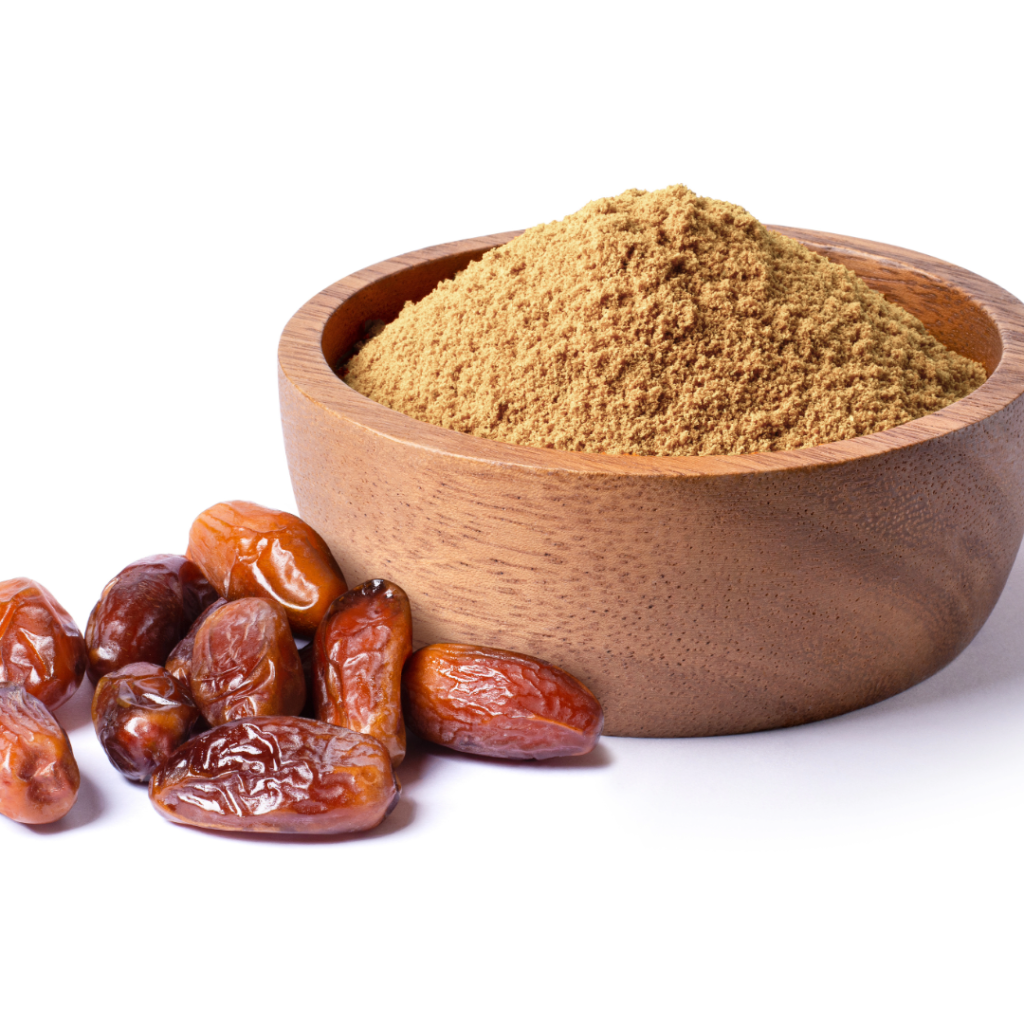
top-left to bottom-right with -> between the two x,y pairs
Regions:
343,185 -> 987,457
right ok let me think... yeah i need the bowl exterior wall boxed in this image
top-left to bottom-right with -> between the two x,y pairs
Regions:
280,373 -> 1024,736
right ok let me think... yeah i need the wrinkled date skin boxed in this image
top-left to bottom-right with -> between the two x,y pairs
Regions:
85,555 -> 218,684
403,644 -> 604,760
0,684 -> 80,824
149,716 -> 398,834
92,663 -> 199,783
190,597 -> 305,725
313,579 -> 410,766
186,500 -> 347,637
165,597 -> 226,688
0,578 -> 88,710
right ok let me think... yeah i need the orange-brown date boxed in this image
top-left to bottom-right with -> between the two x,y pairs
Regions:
0,684 -> 80,824
165,597 -> 226,688
313,579 -> 410,765
0,578 -> 88,710
403,644 -> 604,759
92,663 -> 199,783
190,597 -> 305,725
149,716 -> 398,834
186,500 -> 347,636
85,555 -> 218,684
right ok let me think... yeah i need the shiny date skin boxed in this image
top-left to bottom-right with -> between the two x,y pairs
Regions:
0,684 -> 80,824
186,500 -> 347,637
403,644 -> 604,760
149,717 -> 398,834
313,579 -> 411,766
92,663 -> 199,783
85,555 -> 218,684
190,597 -> 305,726
0,578 -> 88,710
165,597 -> 226,688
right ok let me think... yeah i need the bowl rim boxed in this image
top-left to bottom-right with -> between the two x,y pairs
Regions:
279,227 -> 1024,479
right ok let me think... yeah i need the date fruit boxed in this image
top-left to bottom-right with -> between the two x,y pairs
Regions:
149,717 -> 398,834
190,597 -> 305,725
313,579 -> 410,766
165,597 -> 226,688
0,578 -> 88,710
85,555 -> 218,684
187,500 -> 347,636
0,684 -> 80,824
93,663 -> 199,783
403,644 -> 604,760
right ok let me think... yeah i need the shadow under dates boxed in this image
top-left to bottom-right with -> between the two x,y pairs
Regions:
399,732 -> 615,779
52,676 -> 97,735
173,794 -> 418,844
162,726 -> 615,843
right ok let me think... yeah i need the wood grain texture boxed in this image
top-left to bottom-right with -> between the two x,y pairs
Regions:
278,228 -> 1024,737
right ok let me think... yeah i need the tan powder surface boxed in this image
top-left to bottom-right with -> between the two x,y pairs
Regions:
344,185 -> 987,457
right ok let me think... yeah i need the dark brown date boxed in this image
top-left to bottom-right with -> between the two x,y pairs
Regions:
0,684 -> 80,824
186,500 -> 347,636
0,578 -> 88,710
165,597 -> 227,687
403,643 -> 604,760
299,640 -> 316,718
92,663 -> 199,783
190,597 -> 305,725
149,716 -> 398,834
85,555 -> 218,684
313,579 -> 410,765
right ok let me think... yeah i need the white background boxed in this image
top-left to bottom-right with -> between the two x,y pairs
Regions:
2,2 -> 1023,1021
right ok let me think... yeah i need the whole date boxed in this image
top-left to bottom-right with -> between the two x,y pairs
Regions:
0,578 -> 87,710
92,663 -> 200,782
85,555 -> 217,684
0,684 -> 80,824
403,643 -> 604,760
190,597 -> 305,725
187,500 -> 347,636
312,579 -> 410,766
149,716 -> 398,834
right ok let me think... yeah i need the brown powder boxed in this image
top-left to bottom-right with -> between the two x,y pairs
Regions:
344,185 -> 987,457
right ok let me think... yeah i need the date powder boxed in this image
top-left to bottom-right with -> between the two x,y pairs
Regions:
344,185 -> 987,457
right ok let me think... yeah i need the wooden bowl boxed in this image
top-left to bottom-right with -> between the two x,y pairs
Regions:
279,228 -> 1024,737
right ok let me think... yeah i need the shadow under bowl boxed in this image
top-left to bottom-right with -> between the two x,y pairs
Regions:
279,227 -> 1024,737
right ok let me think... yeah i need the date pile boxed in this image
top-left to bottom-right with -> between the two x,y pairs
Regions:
0,501 -> 603,833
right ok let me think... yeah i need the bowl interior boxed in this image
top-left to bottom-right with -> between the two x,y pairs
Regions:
792,235 -> 1003,374
322,244 -> 504,372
